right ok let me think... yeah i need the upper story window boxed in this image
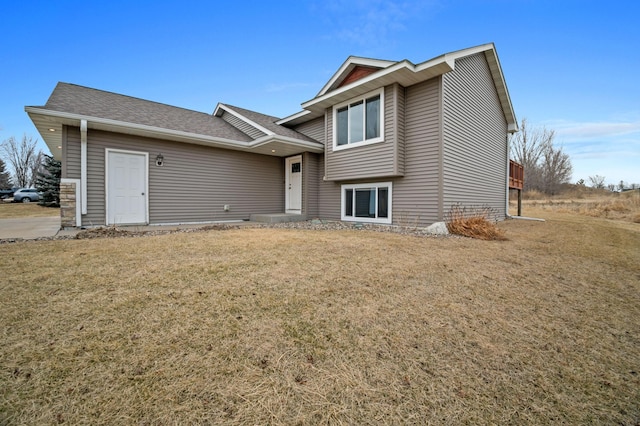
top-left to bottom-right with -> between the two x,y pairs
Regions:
333,88 -> 384,150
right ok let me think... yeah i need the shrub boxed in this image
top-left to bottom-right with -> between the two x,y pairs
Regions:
444,204 -> 507,241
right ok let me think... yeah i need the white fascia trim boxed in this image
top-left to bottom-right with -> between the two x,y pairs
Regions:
251,134 -> 324,152
213,104 -> 275,136
428,43 -> 518,132
302,59 -> 438,111
25,108 -> 324,154
435,43 -> 495,66
484,49 -> 518,133
276,109 -> 311,125
25,108 -> 259,149
317,56 -> 397,97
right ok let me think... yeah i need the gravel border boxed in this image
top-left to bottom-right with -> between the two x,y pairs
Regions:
0,220 -> 454,244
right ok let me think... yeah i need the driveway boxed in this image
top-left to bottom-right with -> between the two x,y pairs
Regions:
0,217 -> 61,240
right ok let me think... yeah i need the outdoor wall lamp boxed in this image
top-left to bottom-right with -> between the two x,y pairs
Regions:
155,153 -> 164,166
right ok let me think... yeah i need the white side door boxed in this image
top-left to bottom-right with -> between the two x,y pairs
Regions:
285,155 -> 302,214
106,150 -> 148,225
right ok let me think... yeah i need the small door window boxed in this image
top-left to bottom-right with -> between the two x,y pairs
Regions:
291,162 -> 301,173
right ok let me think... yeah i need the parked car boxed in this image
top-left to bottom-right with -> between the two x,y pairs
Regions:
13,188 -> 41,203
0,188 -> 16,199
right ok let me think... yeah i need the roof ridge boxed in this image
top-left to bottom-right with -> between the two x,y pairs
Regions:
221,103 -> 281,121
51,82 -> 215,117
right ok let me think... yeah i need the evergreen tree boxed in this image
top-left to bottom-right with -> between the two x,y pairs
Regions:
35,154 -> 61,207
0,158 -> 11,188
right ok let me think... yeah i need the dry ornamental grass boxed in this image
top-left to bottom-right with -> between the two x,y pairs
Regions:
444,204 -> 507,240
1,206 -> 639,424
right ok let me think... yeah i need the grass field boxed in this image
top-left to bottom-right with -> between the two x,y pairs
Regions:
513,188 -> 640,223
1,204 -> 639,424
0,202 -> 60,219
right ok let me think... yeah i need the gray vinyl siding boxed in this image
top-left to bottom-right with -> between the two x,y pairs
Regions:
302,152 -> 320,217
293,117 -> 325,144
325,85 -> 402,181
65,128 -> 284,226
442,53 -> 508,218
220,111 -> 267,139
391,77 -> 442,226
64,126 -> 81,180
317,155 -> 341,220
393,83 -> 406,176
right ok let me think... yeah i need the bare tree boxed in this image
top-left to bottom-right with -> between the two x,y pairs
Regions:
588,175 -> 606,189
542,143 -> 572,195
510,118 -> 572,194
618,180 -> 626,191
607,183 -> 616,192
0,135 -> 43,187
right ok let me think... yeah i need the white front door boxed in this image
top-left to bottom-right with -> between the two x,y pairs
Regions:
106,150 -> 148,225
285,155 -> 302,214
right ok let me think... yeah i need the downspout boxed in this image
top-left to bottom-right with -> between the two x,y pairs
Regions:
80,120 -> 88,215
505,133 -> 511,218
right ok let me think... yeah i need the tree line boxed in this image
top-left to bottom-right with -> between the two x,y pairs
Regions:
510,119 -> 638,194
0,135 -> 61,206
509,118 -> 572,195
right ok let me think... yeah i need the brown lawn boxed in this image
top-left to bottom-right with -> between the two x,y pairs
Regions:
0,202 -> 60,219
1,205 -> 638,424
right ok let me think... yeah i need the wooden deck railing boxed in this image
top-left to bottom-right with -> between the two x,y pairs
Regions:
509,160 -> 524,190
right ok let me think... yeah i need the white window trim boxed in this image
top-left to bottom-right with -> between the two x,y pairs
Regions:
341,182 -> 392,224
332,88 -> 385,151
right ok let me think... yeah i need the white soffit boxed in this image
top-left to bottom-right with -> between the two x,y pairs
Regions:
25,108 -> 323,158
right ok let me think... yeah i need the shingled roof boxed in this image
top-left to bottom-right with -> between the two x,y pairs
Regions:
215,104 -> 317,142
26,82 -> 324,158
41,83 -> 253,141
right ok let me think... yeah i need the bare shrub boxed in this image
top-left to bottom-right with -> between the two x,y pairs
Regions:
444,204 -> 507,240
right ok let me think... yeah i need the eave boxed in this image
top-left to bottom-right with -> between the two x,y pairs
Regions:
301,58 -> 455,115
25,107 -> 323,160
281,43 -> 517,132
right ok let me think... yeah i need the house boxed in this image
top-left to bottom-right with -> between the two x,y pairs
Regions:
26,43 -> 517,229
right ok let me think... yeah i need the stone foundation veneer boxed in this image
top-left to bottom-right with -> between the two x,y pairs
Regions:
59,181 -> 77,228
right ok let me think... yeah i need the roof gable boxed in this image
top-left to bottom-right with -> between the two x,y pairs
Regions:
281,43 -> 517,132
337,66 -> 381,89
214,104 -> 316,142
316,56 -> 396,97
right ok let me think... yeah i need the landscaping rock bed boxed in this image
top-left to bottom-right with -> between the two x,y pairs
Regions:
0,220 -> 452,243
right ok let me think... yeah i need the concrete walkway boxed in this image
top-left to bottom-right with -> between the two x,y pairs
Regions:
0,217 -> 61,240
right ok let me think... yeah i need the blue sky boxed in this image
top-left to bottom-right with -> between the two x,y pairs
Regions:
2,0 -> 639,185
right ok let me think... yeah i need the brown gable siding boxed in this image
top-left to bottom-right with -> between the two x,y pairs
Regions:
442,53 -> 508,218
337,66 -> 381,89
65,128 -> 284,226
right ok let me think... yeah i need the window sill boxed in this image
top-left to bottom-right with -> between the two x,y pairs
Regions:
333,137 -> 385,152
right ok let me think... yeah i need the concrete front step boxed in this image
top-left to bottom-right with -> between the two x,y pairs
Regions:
249,213 -> 307,223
